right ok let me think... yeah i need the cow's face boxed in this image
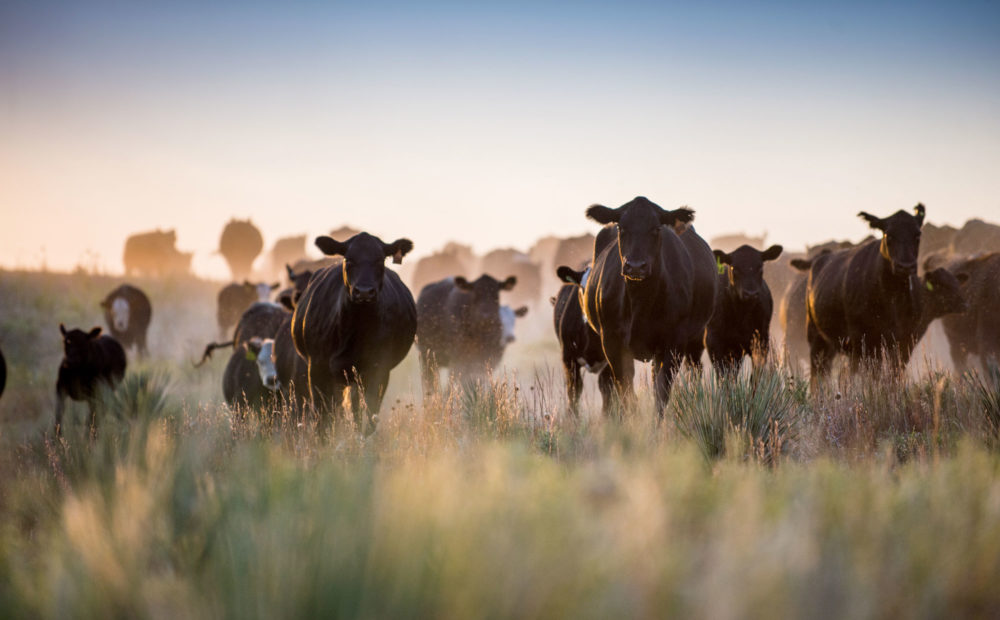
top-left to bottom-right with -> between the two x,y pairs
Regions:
285,265 -> 313,305
109,297 -> 130,331
858,204 -> 925,276
315,232 -> 413,304
247,338 -> 279,391
714,245 -> 783,301
59,324 -> 102,365
455,275 -> 516,318
923,268 -> 969,317
586,196 -> 694,282
498,305 -> 529,346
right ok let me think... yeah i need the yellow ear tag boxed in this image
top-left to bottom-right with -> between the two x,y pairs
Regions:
716,257 -> 726,275
245,349 -> 257,362
925,281 -> 934,292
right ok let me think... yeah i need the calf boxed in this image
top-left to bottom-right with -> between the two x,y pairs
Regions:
217,280 -> 279,338
805,204 -> 928,378
222,338 -> 279,411
705,245 -> 783,374
416,274 -> 517,392
291,232 -> 416,433
582,196 -> 717,417
55,324 -> 126,434
100,284 -> 152,358
554,265 -> 613,415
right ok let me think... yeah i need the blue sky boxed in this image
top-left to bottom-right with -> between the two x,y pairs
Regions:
1,1 -> 998,276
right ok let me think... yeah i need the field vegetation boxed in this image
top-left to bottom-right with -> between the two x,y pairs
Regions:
2,270 -> 1000,618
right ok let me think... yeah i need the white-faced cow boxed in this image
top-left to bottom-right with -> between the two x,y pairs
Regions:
554,265 -> 614,416
55,325 -> 126,434
217,280 -> 279,339
416,274 -> 517,393
100,284 -> 152,358
582,196 -> 717,417
805,204 -> 934,378
222,337 -> 280,411
705,244 -> 783,375
291,232 -> 416,434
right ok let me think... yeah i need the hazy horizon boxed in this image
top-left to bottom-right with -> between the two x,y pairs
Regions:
2,1 -> 999,278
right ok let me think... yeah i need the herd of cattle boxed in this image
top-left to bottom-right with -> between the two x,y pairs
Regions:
10,199 -> 1000,435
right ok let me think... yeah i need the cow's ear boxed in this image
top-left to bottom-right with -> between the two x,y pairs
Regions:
500,276 -> 517,291
59,323 -> 67,336
790,258 -> 812,272
660,207 -> 695,228
279,294 -> 296,312
858,212 -> 886,231
88,326 -> 102,339
384,238 -> 414,264
245,338 -> 262,360
913,203 -> 926,226
514,306 -> 529,318
556,265 -> 583,285
454,276 -> 474,291
286,264 -> 295,280
315,236 -> 347,257
761,245 -> 783,262
713,250 -> 732,265
586,204 -> 619,224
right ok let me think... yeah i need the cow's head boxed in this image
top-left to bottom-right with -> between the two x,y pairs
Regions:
245,337 -> 279,392
922,268 -> 969,318
713,245 -> 783,301
242,280 -> 280,302
586,196 -> 694,281
59,324 -> 102,365
315,232 -> 413,304
454,275 -> 516,323
498,305 -> 529,346
858,203 -> 925,276
100,295 -> 131,331
285,264 -> 314,305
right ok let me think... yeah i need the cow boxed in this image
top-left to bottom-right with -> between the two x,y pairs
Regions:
481,249 -> 542,308
291,232 -> 416,434
269,235 -> 307,280
222,338 -> 279,411
553,265 -> 614,415
582,196 -> 717,417
54,325 -> 126,434
219,218 -> 264,281
100,284 -> 152,358
951,219 -> 1000,256
276,264 -> 315,309
705,245 -> 784,375
122,229 -> 192,278
0,345 -> 6,401
938,252 -> 1000,373
217,280 -> 279,338
410,242 -> 477,294
416,274 -> 517,393
805,204 -> 931,379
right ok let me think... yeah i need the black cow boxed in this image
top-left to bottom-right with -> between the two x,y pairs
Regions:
291,232 -> 416,433
217,280 -> 279,338
939,252 -> 1000,372
705,245 -> 783,374
582,196 -> 717,417
55,325 -> 126,434
219,218 -> 264,281
805,204 -> 929,378
100,284 -> 152,358
416,274 -> 517,392
553,265 -> 614,415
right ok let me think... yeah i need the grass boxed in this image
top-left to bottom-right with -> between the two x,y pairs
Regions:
2,268 -> 1000,618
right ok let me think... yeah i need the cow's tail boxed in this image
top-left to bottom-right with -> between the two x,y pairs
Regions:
194,341 -> 234,367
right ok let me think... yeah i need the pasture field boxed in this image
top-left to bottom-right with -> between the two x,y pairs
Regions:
2,269 -> 1000,618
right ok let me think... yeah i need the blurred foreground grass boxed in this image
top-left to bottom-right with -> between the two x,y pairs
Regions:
2,269 -> 1000,618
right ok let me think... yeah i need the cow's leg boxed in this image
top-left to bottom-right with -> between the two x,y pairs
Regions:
307,357 -> 335,436
138,332 -> 148,359
88,400 -> 98,439
54,392 -> 66,436
596,366 -> 616,416
807,319 -> 835,386
652,350 -> 682,419
359,370 -> 390,435
563,356 -> 584,417
600,336 -> 634,417
683,336 -> 705,371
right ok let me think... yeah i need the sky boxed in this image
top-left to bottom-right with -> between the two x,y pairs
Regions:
1,0 -> 999,278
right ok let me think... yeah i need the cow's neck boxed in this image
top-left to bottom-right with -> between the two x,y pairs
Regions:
878,255 -> 921,323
